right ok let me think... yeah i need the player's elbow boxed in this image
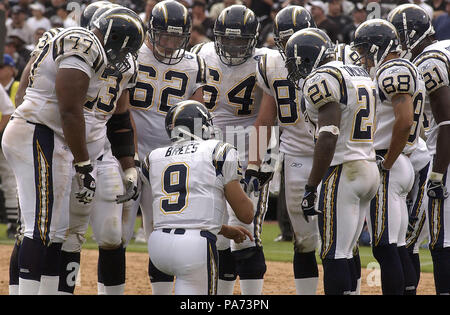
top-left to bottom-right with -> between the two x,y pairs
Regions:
238,197 -> 254,224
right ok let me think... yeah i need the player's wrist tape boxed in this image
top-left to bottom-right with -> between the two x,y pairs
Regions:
429,171 -> 444,182
246,164 -> 260,172
124,167 -> 138,182
134,152 -> 140,167
317,125 -> 340,136
74,160 -> 91,167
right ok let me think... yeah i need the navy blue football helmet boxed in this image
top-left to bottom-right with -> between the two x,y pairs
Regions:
351,19 -> 402,69
149,0 -> 191,65
285,28 -> 334,88
214,5 -> 259,66
80,1 -> 115,28
165,100 -> 214,142
273,6 -> 316,60
91,7 -> 145,73
387,4 -> 435,58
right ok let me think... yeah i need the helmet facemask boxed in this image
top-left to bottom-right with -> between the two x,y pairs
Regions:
351,40 -> 398,77
286,44 -> 333,89
397,12 -> 435,60
166,103 -> 214,142
214,32 -> 256,66
274,31 -> 292,60
150,27 -> 190,65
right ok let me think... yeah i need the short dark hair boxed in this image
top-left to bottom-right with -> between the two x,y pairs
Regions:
192,1 -> 206,8
191,24 -> 206,36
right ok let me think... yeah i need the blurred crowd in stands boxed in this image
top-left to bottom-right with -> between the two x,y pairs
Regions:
1,0 -> 449,80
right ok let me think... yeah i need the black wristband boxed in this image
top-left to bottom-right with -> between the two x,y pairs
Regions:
305,184 -> 317,193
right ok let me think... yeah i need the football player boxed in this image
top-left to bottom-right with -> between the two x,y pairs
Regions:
191,5 -> 272,295
251,6 -> 320,295
285,28 -> 379,295
388,3 -> 450,295
1,6 -> 143,295
352,19 -> 425,295
7,26 -> 64,295
142,100 -> 254,295
127,0 -> 206,295
58,4 -> 145,296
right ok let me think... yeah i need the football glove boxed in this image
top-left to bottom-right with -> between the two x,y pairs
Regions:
427,172 -> 448,200
301,185 -> 321,223
74,160 -> 96,204
243,164 -> 260,197
376,154 -> 389,173
116,167 -> 141,204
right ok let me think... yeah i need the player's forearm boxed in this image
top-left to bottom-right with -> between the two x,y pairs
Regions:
250,123 -> 272,167
118,156 -> 135,172
433,125 -> 450,174
250,94 -> 277,166
384,121 -> 411,169
0,115 -> 10,132
56,69 -> 90,163
429,86 -> 450,174
60,110 -> 89,163
15,57 -> 34,107
384,94 -> 413,169
307,133 -> 337,187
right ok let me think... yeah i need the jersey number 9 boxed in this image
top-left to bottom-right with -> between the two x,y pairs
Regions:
160,163 -> 190,213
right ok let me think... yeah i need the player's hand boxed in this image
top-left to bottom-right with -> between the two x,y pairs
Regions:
242,164 -> 260,197
427,180 -> 449,200
221,225 -> 254,243
301,184 -> 320,223
258,150 -> 277,187
376,154 -> 389,173
74,161 -> 96,204
258,163 -> 275,188
116,167 -> 141,204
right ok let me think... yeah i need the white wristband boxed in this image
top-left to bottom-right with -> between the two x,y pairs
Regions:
246,163 -> 259,172
124,167 -> 138,182
317,125 -> 340,136
74,160 -> 91,167
429,171 -> 444,182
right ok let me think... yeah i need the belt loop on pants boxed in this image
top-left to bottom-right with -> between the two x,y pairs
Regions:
162,228 -> 186,235
160,228 -> 217,242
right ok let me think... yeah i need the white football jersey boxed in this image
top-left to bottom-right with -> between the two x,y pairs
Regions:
84,53 -> 138,144
15,27 -> 107,138
375,58 -> 427,154
303,60 -> 377,166
129,44 -> 207,159
255,48 -> 314,156
413,40 -> 450,155
31,27 -> 64,58
193,42 -> 272,165
143,139 -> 242,235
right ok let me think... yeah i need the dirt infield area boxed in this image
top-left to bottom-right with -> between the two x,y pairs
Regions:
0,244 -> 436,295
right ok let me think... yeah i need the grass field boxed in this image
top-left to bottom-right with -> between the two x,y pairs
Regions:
0,219 -> 434,273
